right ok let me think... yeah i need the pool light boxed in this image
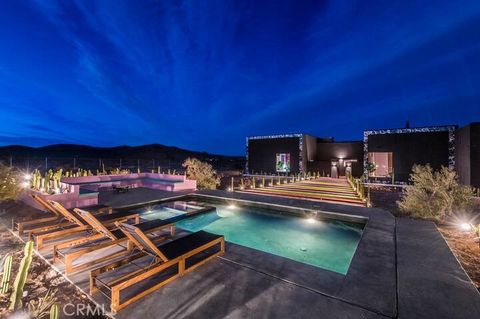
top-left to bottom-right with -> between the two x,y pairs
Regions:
227,204 -> 237,210
306,218 -> 316,224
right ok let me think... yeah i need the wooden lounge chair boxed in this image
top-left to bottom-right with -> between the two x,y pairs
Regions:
31,201 -> 139,250
52,208 -> 175,274
90,223 -> 224,312
13,194 -> 111,236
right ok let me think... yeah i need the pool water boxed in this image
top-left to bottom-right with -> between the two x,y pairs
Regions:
176,203 -> 364,275
140,201 -> 207,221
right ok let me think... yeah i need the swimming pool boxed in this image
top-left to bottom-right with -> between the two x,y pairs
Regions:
175,200 -> 365,275
138,201 -> 213,221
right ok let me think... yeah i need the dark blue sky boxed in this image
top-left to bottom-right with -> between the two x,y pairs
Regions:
1,1 -> 480,155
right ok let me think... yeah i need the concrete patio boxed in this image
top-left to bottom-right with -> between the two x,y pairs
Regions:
1,187 -> 479,318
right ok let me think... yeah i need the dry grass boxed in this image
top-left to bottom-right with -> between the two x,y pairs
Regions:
438,225 -> 480,291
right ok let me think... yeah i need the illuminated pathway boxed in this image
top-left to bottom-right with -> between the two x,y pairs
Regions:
239,178 -> 365,206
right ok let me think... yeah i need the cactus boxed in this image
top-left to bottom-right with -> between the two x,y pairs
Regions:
9,241 -> 34,310
50,304 -> 59,319
1,255 -> 13,294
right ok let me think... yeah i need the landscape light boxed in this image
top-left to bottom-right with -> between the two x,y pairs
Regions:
460,223 -> 472,232
21,181 -> 29,188
24,174 -> 32,181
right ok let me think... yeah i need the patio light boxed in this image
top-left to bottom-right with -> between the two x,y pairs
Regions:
460,223 -> 472,232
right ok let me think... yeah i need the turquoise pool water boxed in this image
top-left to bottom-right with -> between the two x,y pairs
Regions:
140,201 -> 206,221
176,203 -> 364,275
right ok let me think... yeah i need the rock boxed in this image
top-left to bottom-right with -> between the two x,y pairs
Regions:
45,269 -> 58,280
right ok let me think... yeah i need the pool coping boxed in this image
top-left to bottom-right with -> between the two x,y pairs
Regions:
191,192 -> 369,224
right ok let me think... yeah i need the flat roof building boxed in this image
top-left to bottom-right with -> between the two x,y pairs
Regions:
246,122 -> 480,188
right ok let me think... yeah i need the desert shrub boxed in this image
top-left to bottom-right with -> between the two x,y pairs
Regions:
398,164 -> 474,221
182,158 -> 220,190
0,163 -> 22,201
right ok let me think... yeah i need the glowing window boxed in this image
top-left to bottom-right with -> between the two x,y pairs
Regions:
276,153 -> 291,172
368,152 -> 392,177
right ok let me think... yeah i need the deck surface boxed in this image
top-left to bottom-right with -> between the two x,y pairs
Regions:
1,189 -> 479,318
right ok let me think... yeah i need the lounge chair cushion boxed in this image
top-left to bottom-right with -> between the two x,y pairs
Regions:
95,210 -> 138,222
159,231 -> 222,260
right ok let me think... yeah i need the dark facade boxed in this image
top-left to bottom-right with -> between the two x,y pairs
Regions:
364,126 -> 456,183
246,123 -> 478,186
308,142 -> 363,177
456,123 -> 480,188
246,135 -> 304,174
246,134 -> 363,177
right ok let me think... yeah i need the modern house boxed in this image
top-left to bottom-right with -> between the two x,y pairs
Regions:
246,122 -> 480,187
245,134 -> 363,178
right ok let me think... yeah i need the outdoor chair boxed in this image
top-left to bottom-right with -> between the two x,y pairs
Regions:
13,194 -> 111,236
89,222 -> 224,312
52,208 -> 175,274
30,200 -> 139,250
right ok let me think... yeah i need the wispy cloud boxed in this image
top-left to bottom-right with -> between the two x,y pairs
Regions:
0,0 -> 479,154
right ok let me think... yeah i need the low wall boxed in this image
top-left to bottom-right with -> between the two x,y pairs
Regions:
60,172 -> 186,184
22,173 -> 196,210
21,187 -> 98,209
61,173 -> 196,192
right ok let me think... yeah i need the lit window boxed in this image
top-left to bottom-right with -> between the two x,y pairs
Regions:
276,153 -> 290,172
368,152 -> 392,177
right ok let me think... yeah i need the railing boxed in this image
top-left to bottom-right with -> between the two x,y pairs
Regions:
347,173 -> 370,207
223,172 -> 322,192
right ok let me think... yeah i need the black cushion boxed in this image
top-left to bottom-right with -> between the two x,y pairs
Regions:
159,231 -> 222,260
96,210 -> 137,222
